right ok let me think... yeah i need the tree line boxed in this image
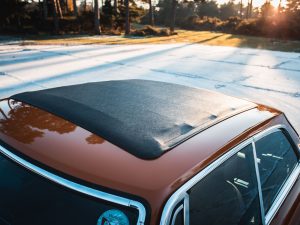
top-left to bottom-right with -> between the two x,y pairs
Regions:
0,0 -> 142,34
0,0 -> 299,39
154,0 -> 299,39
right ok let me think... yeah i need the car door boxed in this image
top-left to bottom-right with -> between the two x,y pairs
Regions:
165,141 -> 263,225
165,125 -> 300,225
188,143 -> 262,225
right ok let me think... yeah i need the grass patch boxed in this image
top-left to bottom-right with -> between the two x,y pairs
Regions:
22,29 -> 300,52
131,26 -> 171,37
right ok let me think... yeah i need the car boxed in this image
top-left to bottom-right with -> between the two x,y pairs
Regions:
0,79 -> 299,225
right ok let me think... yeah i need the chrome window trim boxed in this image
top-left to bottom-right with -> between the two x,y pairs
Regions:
160,124 -> 300,225
171,204 -> 183,225
252,125 -> 287,142
252,141 -> 266,225
265,163 -> 300,224
183,193 -> 190,225
0,144 -> 146,225
252,124 -> 300,225
160,136 -> 253,225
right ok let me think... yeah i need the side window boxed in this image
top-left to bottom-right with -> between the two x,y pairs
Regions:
0,152 -> 140,225
255,130 -> 298,213
189,144 -> 262,225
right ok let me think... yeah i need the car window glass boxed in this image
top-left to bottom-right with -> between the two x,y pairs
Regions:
255,130 -> 298,213
0,153 -> 139,225
189,144 -> 262,225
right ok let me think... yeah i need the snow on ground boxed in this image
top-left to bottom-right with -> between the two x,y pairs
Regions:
0,41 -> 300,133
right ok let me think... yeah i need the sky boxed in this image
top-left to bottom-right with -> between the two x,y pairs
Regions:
217,0 -> 286,7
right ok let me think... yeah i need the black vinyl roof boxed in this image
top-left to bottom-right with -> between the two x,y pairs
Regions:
12,80 -> 256,159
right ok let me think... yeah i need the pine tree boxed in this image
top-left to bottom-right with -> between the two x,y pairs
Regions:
72,0 -> 78,17
94,0 -> 101,34
125,0 -> 130,34
170,0 -> 177,32
148,0 -> 154,26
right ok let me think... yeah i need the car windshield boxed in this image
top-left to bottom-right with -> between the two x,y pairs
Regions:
0,151 -> 139,225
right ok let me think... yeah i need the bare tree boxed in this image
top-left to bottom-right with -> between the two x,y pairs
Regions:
114,0 -> 118,13
149,0 -> 154,26
246,0 -> 249,18
170,0 -> 176,32
38,0 -> 42,17
240,0 -> 243,18
72,0 -> 78,17
94,0 -> 101,34
64,0 -> 68,14
125,0 -> 130,34
83,0 -> 87,12
249,0 -> 253,17
43,0 -> 48,19
52,0 -> 59,32
56,0 -> 63,18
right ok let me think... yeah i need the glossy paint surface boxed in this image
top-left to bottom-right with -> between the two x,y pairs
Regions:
1,99 -> 297,225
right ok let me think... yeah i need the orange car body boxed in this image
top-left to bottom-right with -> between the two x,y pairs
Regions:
0,80 -> 299,225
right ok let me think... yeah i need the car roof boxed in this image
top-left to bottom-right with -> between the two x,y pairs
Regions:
12,79 -> 256,159
0,97 -> 281,224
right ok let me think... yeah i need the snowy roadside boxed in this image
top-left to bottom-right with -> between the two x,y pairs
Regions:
0,43 -> 299,133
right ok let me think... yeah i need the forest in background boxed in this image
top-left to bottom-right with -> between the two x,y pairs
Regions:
0,0 -> 299,40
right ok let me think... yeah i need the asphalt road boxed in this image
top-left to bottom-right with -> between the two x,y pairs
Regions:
0,42 -> 300,133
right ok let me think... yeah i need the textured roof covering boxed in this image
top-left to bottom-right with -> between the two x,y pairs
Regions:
11,80 -> 256,159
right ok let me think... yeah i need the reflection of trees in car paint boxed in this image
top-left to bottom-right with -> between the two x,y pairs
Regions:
0,100 -> 106,145
0,100 -> 76,144
86,134 -> 105,145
